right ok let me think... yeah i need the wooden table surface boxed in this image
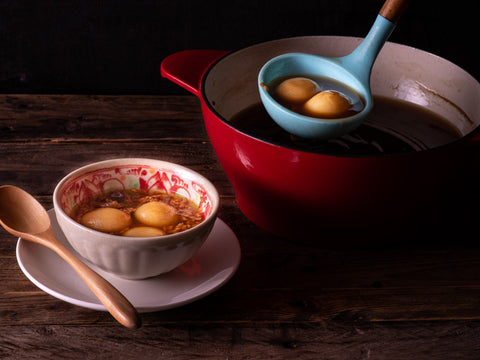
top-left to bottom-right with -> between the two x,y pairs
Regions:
0,94 -> 479,359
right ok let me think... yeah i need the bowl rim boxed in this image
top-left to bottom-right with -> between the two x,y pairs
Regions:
53,158 -> 220,245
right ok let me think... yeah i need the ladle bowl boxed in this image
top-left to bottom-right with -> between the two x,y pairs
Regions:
258,0 -> 409,140
0,185 -> 141,329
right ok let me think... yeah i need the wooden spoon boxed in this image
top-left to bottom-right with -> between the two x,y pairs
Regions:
0,185 -> 141,329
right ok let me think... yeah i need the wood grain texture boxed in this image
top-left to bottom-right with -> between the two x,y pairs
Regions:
1,322 -> 479,360
0,94 -> 479,358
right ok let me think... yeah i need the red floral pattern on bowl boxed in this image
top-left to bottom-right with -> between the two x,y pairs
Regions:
58,164 -> 213,217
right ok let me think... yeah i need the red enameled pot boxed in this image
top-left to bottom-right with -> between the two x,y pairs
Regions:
161,36 -> 480,245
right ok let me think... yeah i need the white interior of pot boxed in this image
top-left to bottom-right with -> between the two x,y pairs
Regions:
203,36 -> 480,143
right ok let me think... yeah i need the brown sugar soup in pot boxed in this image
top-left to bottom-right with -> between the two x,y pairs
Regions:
71,189 -> 204,237
231,96 -> 462,155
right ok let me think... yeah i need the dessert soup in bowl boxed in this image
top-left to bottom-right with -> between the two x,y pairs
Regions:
53,158 -> 219,279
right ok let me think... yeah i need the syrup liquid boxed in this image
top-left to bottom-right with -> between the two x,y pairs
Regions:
230,96 -> 462,156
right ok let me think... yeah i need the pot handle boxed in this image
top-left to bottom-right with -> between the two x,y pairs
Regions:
161,50 -> 229,97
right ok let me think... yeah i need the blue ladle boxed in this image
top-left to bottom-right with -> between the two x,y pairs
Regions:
258,0 -> 410,140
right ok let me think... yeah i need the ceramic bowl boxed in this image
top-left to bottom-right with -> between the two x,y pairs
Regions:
53,158 -> 219,279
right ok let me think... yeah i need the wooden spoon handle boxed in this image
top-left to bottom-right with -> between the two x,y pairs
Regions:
380,0 -> 410,24
41,230 -> 141,329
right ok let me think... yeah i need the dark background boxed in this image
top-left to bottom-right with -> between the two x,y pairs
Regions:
0,0 -> 475,95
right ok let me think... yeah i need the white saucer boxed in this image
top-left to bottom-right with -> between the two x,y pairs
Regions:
16,209 -> 241,313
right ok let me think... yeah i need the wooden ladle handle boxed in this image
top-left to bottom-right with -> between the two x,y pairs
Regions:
380,0 -> 410,24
